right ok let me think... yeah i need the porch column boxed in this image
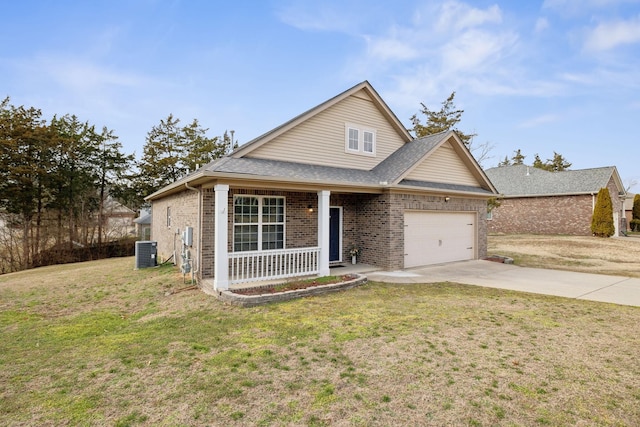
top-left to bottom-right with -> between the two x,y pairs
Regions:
213,184 -> 229,291
317,190 -> 331,277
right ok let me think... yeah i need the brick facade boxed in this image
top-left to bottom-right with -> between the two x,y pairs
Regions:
153,186 -> 490,282
488,176 -> 624,236
151,189 -> 200,267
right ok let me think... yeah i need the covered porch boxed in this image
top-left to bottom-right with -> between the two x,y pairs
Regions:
210,185 -> 352,291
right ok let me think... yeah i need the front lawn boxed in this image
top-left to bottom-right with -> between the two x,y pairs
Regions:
1,257 -> 639,426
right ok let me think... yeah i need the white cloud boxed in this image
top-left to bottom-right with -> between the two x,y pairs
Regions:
543,0 -> 640,13
534,17 -> 550,33
518,114 -> 561,128
584,16 -> 640,51
434,1 -> 502,33
440,29 -> 517,73
275,2 -> 359,33
36,56 -> 142,92
364,33 -> 420,62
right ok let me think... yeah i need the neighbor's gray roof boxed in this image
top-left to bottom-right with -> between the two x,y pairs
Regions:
133,212 -> 151,225
484,164 -> 617,197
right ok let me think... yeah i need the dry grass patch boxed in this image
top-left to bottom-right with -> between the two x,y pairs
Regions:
1,257 -> 639,426
489,234 -> 640,277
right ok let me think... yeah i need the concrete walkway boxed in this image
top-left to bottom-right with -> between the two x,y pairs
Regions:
366,260 -> 640,307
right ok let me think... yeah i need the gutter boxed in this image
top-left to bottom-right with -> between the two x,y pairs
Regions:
184,182 -> 201,282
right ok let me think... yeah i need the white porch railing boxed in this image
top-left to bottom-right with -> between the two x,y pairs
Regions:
228,247 -> 320,285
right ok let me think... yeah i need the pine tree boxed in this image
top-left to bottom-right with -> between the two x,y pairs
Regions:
532,154 -> 545,170
409,91 -> 476,146
591,188 -> 615,237
512,149 -> 525,165
497,155 -> 511,167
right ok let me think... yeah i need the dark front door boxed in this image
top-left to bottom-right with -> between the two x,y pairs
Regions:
329,207 -> 341,262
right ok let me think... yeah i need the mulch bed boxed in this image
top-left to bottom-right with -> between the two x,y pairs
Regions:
231,274 -> 358,295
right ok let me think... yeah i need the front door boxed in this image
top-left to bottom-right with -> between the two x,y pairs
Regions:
329,207 -> 342,262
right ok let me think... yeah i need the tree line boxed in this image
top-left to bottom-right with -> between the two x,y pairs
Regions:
0,97 -> 234,273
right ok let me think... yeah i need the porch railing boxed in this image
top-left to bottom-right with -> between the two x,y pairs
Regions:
229,247 -> 320,285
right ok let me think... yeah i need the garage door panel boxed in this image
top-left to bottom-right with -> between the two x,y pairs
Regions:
404,211 -> 475,268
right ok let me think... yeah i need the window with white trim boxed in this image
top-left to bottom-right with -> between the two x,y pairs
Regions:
345,123 -> 376,156
363,130 -> 374,153
348,128 -> 359,151
233,196 -> 285,252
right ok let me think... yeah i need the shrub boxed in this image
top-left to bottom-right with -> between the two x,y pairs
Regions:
633,194 -> 640,221
591,188 -> 615,237
631,219 -> 640,232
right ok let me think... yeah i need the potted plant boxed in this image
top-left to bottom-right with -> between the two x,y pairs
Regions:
349,245 -> 360,264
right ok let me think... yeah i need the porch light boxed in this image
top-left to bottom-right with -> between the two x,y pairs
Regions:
308,205 -> 314,213
444,196 -> 451,202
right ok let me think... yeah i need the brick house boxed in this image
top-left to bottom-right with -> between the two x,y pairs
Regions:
485,165 -> 626,236
146,81 -> 497,293
624,193 -> 636,230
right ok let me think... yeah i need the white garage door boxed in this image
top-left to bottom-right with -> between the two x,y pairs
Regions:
404,211 -> 476,268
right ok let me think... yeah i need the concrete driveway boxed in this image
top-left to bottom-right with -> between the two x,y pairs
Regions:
366,260 -> 640,307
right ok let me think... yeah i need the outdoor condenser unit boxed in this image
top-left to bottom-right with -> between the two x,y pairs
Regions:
135,241 -> 157,269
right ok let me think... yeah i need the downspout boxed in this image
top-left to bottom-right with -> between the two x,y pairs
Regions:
185,182 -> 201,283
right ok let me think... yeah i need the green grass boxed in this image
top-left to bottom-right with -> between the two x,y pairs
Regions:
1,256 -> 639,426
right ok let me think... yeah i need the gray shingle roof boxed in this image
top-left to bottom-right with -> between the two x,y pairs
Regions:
201,131 -> 457,188
371,132 -> 445,183
484,165 -> 616,196
147,131 -> 496,200
206,156 -> 379,185
399,179 -> 494,195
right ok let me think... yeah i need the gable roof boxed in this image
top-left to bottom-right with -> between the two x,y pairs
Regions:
147,130 -> 496,200
485,165 -> 625,198
230,80 -> 412,158
146,82 -> 497,201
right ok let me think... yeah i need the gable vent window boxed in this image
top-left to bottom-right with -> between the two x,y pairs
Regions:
345,123 -> 376,157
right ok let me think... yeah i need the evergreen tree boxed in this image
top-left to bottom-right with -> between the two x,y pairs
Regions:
591,187 -> 615,237
497,155 -> 511,167
0,98 -> 51,268
182,119 -> 228,172
631,194 -> 640,231
139,114 -> 186,192
532,154 -> 545,170
546,152 -> 572,171
409,91 -> 475,146
49,115 -> 101,246
532,151 -> 571,172
137,114 -> 234,200
511,149 -> 525,165
94,127 -> 134,246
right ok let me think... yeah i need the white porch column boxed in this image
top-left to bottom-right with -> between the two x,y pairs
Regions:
317,190 -> 331,277
213,184 -> 229,291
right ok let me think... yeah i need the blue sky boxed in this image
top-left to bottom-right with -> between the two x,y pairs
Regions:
2,0 -> 639,190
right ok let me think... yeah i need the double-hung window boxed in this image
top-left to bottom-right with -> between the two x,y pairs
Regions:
345,123 -> 376,156
348,128 -> 359,151
363,130 -> 374,154
233,196 -> 285,252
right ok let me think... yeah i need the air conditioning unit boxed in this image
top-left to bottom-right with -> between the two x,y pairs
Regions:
135,241 -> 157,269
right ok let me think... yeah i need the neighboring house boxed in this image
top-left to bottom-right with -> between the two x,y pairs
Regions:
624,193 -> 636,230
485,165 -> 626,236
146,81 -> 497,292
134,208 -> 152,241
102,196 -> 136,240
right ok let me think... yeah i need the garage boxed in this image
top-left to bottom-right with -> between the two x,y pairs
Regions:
404,211 -> 476,268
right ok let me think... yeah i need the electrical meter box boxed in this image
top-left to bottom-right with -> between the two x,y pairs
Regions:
182,226 -> 193,246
